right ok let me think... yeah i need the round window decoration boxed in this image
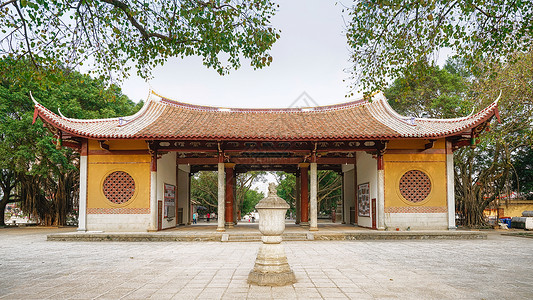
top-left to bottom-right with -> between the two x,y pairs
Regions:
399,170 -> 431,203
102,171 -> 136,204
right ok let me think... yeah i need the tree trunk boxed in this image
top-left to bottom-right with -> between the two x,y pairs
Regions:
0,197 -> 8,227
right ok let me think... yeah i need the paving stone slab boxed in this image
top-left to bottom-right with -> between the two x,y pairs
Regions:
1,227 -> 531,299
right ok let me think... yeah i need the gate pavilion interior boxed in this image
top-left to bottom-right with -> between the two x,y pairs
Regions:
32,91 -> 498,232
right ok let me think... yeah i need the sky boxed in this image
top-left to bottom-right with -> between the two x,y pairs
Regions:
120,1 -> 356,108
119,1 -> 355,195
119,1 -> 453,196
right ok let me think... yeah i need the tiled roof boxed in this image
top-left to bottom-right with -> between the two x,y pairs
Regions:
32,91 -> 498,141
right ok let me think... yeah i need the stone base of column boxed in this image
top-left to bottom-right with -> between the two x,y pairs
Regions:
299,222 -> 309,227
216,226 -> 226,232
248,243 -> 296,286
309,226 -> 318,231
448,226 -> 457,230
225,222 -> 234,229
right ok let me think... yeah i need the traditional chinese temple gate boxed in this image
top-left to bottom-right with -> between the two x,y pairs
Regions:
153,139 -> 386,231
32,91 -> 499,232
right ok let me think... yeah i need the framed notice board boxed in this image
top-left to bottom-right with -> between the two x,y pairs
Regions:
164,183 -> 176,218
358,182 -> 370,217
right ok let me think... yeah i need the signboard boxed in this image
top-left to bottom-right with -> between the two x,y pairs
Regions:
358,182 -> 370,217
164,183 -> 176,218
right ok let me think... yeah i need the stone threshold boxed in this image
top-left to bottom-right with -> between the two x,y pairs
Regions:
47,231 -> 487,242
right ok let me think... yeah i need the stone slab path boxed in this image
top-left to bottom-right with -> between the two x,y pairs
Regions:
1,227 -> 532,299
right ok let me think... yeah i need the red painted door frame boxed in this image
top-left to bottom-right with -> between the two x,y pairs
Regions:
158,200 -> 163,231
371,198 -> 377,229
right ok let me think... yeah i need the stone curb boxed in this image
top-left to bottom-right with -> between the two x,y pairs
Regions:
47,231 -> 487,242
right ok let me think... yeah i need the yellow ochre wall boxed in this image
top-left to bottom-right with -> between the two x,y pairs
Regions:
384,139 -> 447,210
87,140 -> 151,211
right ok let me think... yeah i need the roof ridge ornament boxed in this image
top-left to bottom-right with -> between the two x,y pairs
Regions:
58,107 -> 67,119
30,91 -> 40,125
494,90 -> 502,123
29,91 -> 39,106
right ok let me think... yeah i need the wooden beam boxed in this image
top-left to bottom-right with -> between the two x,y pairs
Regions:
177,157 -> 219,165
316,157 -> 356,165
231,157 -> 304,165
178,156 -> 358,165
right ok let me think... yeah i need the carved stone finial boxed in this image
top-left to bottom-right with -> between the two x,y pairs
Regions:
249,181 -> 295,286
268,183 -> 277,196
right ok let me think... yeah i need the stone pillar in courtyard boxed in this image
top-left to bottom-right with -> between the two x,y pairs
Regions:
248,183 -> 296,286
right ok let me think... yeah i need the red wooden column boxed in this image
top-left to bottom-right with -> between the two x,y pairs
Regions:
299,163 -> 309,226
225,163 -> 235,228
150,149 -> 158,231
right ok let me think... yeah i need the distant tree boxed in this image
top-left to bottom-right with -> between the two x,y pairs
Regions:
384,52 -> 533,227
240,188 -> 264,215
236,171 -> 266,215
0,0 -> 280,81
275,172 -> 296,214
454,52 -> 533,226
512,147 -> 533,199
384,61 -> 472,118
0,169 -> 17,226
317,170 -> 342,214
346,1 -> 533,94
276,170 -> 342,216
0,58 -> 140,225
190,170 -> 266,215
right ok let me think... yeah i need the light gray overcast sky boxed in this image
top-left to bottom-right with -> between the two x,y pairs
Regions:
121,1 -> 356,108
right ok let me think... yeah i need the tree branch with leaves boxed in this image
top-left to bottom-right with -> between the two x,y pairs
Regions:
0,0 -> 280,82
346,0 -> 532,95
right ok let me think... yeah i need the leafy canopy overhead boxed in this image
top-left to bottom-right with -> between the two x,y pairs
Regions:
346,0 -> 533,94
0,0 -> 280,80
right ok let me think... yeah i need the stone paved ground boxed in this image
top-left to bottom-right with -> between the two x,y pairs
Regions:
1,227 -> 532,299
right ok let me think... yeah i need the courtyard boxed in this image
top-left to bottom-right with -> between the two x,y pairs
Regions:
1,227 -> 532,299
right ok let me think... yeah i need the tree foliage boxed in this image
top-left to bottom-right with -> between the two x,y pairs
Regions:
275,172 -> 296,213
276,170 -> 342,216
190,171 -> 219,211
190,170 -> 266,216
0,0 -> 280,80
384,61 -> 472,118
512,147 -> 533,198
454,51 -> 533,226
0,58 -> 140,226
384,52 -> 533,226
0,169 -> 17,226
347,0 -> 533,94
240,188 -> 263,215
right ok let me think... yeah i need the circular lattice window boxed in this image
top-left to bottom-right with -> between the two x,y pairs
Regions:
399,170 -> 431,203
102,171 -> 135,204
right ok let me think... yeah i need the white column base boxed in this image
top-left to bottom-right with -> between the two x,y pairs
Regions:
446,153 -> 457,230
77,155 -> 87,232
377,169 -> 385,230
149,171 -> 157,231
